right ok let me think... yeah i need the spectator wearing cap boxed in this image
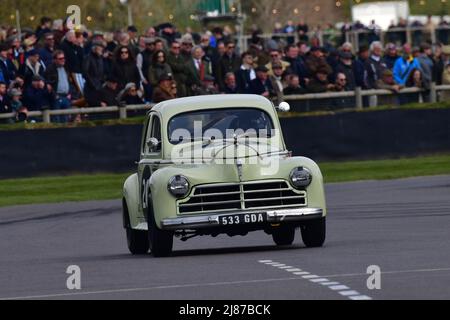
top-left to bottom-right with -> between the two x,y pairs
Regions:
20,49 -> 46,88
167,40 -> 189,97
136,37 -> 156,101
127,26 -> 139,48
152,73 -> 177,103
393,43 -> 421,86
39,33 -> 56,67
111,45 -> 141,90
305,46 -> 332,79
137,38 -> 156,84
98,76 -> 120,107
283,44 -> 308,85
180,34 -> 194,63
23,75 -> 52,111
222,72 -> 238,94
148,50 -> 173,88
376,69 -> 403,106
159,23 -> 177,46
365,41 -> 388,89
44,50 -> 74,122
216,41 -> 240,91
435,45 -> 450,86
354,45 -> 369,88
0,43 -> 17,85
335,51 -> 356,90
265,49 -> 290,77
283,74 -> 306,95
83,41 -> 105,107
249,66 -> 274,98
117,82 -> 144,105
306,67 -> 334,93
8,88 -> 23,114
269,62 -> 285,104
383,43 -> 399,70
235,52 -> 256,93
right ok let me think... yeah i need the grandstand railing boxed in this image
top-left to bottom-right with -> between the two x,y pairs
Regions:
1,84 -> 449,123
240,26 -> 450,51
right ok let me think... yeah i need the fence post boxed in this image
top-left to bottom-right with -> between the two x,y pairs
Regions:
430,82 -> 437,103
42,109 -> 51,123
119,106 -> 127,119
355,87 -> 363,110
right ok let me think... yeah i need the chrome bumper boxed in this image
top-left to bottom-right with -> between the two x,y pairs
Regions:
160,208 -> 323,230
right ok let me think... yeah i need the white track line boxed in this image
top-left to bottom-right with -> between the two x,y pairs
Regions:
259,260 -> 372,300
0,276 -> 320,300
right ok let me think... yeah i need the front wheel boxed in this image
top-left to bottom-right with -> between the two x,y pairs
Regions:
126,228 -> 149,254
300,217 -> 326,248
147,197 -> 173,257
272,226 -> 296,246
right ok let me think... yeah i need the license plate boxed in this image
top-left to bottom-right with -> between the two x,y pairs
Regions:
219,213 -> 266,226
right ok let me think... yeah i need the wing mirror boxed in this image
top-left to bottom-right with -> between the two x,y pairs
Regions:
276,102 -> 290,112
147,137 -> 160,152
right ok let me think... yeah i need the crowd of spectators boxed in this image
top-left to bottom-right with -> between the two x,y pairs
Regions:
0,16 -> 450,123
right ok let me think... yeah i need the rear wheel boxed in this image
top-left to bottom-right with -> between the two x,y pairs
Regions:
272,226 -> 296,246
301,217 -> 326,248
147,196 -> 173,257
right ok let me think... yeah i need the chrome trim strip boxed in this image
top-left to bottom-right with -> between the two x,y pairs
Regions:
161,208 -> 323,230
179,199 -> 242,207
190,191 -> 242,198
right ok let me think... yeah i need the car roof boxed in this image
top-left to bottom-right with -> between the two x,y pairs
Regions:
150,94 -> 276,120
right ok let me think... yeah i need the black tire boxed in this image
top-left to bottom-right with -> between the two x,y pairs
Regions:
301,217 -> 326,248
123,201 -> 149,254
126,228 -> 149,254
147,196 -> 173,257
272,226 -> 296,246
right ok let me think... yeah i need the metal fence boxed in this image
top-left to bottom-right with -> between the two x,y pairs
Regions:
1,84 -> 449,124
240,26 -> 450,52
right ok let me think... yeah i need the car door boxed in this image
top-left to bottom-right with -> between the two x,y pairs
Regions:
138,113 -> 163,212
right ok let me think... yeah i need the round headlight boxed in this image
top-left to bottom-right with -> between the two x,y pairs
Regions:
289,167 -> 312,188
168,175 -> 190,198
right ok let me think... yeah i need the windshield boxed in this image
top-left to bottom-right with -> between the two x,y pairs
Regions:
168,108 -> 275,144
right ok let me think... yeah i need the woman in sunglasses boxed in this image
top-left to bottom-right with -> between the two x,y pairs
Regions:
110,45 -> 141,90
148,49 -> 173,87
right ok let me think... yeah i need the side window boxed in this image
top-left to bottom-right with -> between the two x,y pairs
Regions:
149,116 -> 162,153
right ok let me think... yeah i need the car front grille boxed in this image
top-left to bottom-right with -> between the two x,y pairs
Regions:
178,180 -> 307,214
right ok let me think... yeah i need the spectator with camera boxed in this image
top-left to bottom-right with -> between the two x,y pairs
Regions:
152,73 -> 177,103
23,75 -> 52,112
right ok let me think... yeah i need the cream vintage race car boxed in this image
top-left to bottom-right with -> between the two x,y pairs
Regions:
122,95 -> 326,257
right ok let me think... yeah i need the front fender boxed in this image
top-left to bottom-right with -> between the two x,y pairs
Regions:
123,173 -> 144,229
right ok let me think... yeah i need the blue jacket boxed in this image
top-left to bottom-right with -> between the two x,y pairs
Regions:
393,56 -> 421,85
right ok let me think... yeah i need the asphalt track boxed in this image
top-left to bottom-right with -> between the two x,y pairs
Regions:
1,175 -> 450,300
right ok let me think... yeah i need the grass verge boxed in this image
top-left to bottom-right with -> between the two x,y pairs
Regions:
1,154 -> 450,207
